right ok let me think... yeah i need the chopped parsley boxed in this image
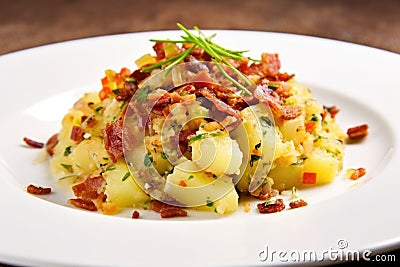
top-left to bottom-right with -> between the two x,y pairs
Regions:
206,200 -> 214,207
136,85 -> 150,103
112,89 -> 120,95
311,114 -> 319,122
94,106 -> 104,114
187,175 -> 194,180
161,152 -> 168,160
250,154 -> 261,167
255,142 -> 261,150
260,116 -> 273,127
144,152 -> 153,167
188,133 -> 208,145
60,163 -> 72,172
122,172 -> 130,181
63,146 -> 72,156
106,167 -> 116,171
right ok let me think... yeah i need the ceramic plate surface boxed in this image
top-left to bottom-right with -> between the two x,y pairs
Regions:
0,30 -> 399,267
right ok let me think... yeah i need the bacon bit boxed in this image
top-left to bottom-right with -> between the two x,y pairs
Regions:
130,69 -> 150,83
254,85 -> 301,120
132,210 -> 140,219
261,53 -> 281,77
86,117 -> 98,128
101,202 -> 118,215
302,172 -> 317,184
324,106 -> 340,119
23,137 -> 44,148
282,106 -> 302,120
103,120 -> 124,162
26,184 -> 51,195
153,42 -> 166,59
305,121 -> 316,132
45,133 -> 58,156
70,126 -> 85,142
178,180 -> 187,187
72,176 -> 105,201
257,198 -> 285,214
347,124 -> 369,140
289,199 -> 308,209
151,200 -> 188,218
349,167 -> 367,180
68,198 -> 97,211
244,202 -> 251,213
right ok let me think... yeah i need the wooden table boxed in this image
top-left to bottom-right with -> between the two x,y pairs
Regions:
0,0 -> 399,266
1,0 -> 399,55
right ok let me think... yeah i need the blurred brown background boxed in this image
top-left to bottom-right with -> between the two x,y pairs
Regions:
0,0 -> 399,266
0,0 -> 399,55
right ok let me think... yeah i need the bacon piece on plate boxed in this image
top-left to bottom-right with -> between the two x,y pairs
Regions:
103,120 -> 124,162
72,175 -> 105,201
45,133 -> 59,156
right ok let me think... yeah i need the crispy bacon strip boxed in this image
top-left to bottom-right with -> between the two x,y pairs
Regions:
72,175 -> 105,201
151,200 -> 188,218
347,124 -> 369,139
23,137 -> 44,148
103,120 -> 124,162
27,184 -> 51,195
45,133 -> 58,156
254,85 -> 301,120
70,126 -> 84,142
68,198 -> 97,211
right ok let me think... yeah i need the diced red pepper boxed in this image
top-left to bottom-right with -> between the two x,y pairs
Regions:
305,121 -> 316,132
178,180 -> 187,187
99,87 -> 112,101
303,172 -> 317,184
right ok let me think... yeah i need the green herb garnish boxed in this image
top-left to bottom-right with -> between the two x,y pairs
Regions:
144,152 -> 153,167
206,200 -> 214,207
143,23 -> 253,96
161,152 -> 168,160
63,146 -> 72,156
188,133 -> 208,145
122,172 -> 130,181
60,163 -> 72,172
260,116 -> 273,127
112,89 -> 120,95
188,175 -> 194,180
250,154 -> 261,167
136,85 -> 150,103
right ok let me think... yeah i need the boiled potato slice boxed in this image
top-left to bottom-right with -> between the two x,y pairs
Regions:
104,160 -> 149,207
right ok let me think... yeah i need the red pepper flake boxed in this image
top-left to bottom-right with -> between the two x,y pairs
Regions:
303,172 -> 317,184
132,210 -> 140,219
23,137 -> 44,148
26,184 -> 51,195
350,167 -> 367,180
289,199 -> 308,209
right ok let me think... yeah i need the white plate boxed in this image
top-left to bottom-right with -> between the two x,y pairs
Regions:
0,30 -> 399,267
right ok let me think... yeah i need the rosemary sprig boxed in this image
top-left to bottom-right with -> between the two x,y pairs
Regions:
142,23 -> 254,96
